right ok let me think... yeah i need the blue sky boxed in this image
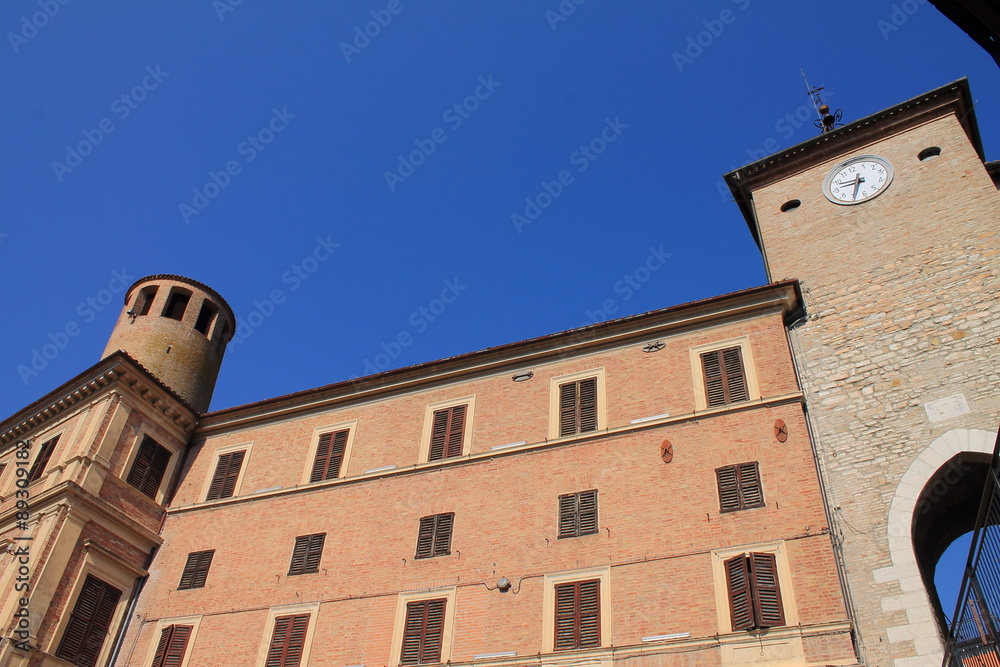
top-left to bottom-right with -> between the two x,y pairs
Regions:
1,0 -> 996,618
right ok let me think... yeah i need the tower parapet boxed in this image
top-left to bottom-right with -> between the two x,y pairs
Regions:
102,274 -> 234,412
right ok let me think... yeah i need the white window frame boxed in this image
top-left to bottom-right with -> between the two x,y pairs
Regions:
689,336 -> 760,411
418,396 -> 477,462
299,419 -> 358,483
547,368 -> 607,440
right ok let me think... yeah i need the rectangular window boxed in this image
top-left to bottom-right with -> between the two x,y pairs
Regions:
309,430 -> 349,483
162,289 -> 191,321
178,550 -> 214,590
558,490 -> 598,538
701,347 -> 749,407
193,301 -> 218,335
55,574 -> 123,667
27,436 -> 59,484
152,624 -> 192,667
288,534 -> 325,576
428,405 -> 467,461
716,462 -> 764,512
415,513 -> 454,559
125,436 -> 171,500
725,552 -> 785,630
401,599 -> 446,665
558,378 -> 598,436
554,580 -> 601,651
265,614 -> 310,667
135,286 -> 158,316
205,450 -> 245,501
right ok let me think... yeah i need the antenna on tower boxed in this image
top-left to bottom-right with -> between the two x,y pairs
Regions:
802,69 -> 842,133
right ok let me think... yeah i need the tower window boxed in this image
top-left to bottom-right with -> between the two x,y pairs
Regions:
918,146 -> 942,161
162,289 -> 191,321
135,286 -> 158,316
194,301 -> 218,335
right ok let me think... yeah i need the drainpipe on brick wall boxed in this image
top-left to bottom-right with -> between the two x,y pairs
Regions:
105,546 -> 157,667
785,313 -> 866,667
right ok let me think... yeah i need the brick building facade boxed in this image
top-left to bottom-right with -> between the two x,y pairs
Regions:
0,78 -> 995,667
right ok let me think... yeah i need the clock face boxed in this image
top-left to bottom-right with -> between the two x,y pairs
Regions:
823,155 -> 894,205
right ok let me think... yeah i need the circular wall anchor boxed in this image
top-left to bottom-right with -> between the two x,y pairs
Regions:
660,440 -> 673,463
774,419 -> 788,443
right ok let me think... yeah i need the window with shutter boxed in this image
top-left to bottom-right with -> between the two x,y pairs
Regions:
414,513 -> 454,559
400,599 -> 446,665
716,462 -> 764,512
558,378 -> 598,436
205,450 -> 245,500
55,574 -> 123,667
428,405 -> 467,461
557,490 -> 599,538
309,430 -> 349,482
553,580 -> 601,651
177,550 -> 214,589
126,436 -> 171,499
724,552 -> 785,631
152,624 -> 192,667
701,346 -> 749,407
27,435 -> 59,484
288,533 -> 325,575
265,614 -> 310,667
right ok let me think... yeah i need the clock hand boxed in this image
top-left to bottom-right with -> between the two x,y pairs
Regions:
851,175 -> 864,200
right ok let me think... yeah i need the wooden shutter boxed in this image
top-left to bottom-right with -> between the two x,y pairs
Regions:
206,450 -> 245,500
126,436 -> 171,499
400,599 -> 446,665
310,429 -> 349,482
725,555 -> 755,631
288,533 -> 325,575
265,614 -> 310,667
152,624 -> 192,667
749,552 -> 785,627
428,405 -> 466,461
55,575 -> 123,667
717,463 -> 763,512
558,493 -> 579,537
578,378 -> 597,432
723,347 -> 749,403
726,553 -> 785,631
559,491 -> 598,538
738,462 -> 764,508
554,580 -> 601,651
716,465 -> 741,512
415,514 -> 453,559
559,379 -> 598,436
27,436 -> 59,483
702,347 -> 748,407
178,550 -> 214,589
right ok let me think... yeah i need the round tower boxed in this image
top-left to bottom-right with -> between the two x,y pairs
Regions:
102,275 -> 235,413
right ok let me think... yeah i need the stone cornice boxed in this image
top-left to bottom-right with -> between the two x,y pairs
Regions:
0,353 -> 197,449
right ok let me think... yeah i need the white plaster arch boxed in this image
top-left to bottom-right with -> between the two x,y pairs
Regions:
872,428 -> 995,666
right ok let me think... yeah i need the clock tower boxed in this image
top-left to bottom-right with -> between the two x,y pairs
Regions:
726,78 -> 1000,666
